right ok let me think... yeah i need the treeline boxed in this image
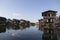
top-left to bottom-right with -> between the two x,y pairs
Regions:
0,17 -> 35,27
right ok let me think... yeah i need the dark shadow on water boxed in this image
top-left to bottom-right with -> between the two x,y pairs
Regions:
0,25 -> 6,33
0,24 -> 31,33
38,27 -> 58,40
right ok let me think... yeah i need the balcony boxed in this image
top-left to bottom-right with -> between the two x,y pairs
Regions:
43,16 -> 56,19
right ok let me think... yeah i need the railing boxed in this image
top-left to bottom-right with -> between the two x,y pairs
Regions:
43,16 -> 56,19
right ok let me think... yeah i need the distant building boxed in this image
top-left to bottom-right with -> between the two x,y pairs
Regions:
39,19 -> 45,28
41,10 -> 58,40
19,19 -> 30,27
12,19 -> 20,26
26,21 -> 30,27
0,17 -> 7,25
42,10 -> 57,23
39,10 -> 57,28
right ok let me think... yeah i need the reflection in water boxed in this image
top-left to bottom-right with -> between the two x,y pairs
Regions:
0,26 -> 43,40
0,25 -> 60,40
0,25 -> 6,33
0,25 -> 30,33
42,31 -> 58,40
38,27 -> 59,40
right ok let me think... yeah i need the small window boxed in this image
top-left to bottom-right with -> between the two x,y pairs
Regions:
48,14 -> 50,16
48,19 -> 50,22
45,14 -> 47,16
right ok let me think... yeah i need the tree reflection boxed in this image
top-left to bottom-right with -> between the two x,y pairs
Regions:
0,25 -> 6,33
6,24 -> 30,30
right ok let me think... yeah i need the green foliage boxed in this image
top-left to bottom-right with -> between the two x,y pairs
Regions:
31,23 -> 35,26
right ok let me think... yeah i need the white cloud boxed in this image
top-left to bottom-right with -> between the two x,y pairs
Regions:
12,13 -> 20,16
12,12 -> 21,19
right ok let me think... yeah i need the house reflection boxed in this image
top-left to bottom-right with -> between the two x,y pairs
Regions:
6,24 -> 30,30
0,25 -> 6,33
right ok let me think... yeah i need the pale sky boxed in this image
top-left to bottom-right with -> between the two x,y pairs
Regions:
0,0 -> 60,22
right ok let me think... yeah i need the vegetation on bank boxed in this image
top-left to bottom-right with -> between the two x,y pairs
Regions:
30,22 -> 35,26
0,16 -> 36,28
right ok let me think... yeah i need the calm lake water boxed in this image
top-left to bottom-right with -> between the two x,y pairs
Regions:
0,26 -> 43,40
